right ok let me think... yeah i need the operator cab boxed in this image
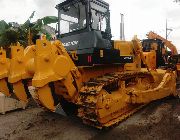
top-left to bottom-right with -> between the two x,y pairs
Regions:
56,0 -> 130,66
56,0 -> 111,39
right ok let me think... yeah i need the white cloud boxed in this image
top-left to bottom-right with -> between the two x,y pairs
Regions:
0,0 -> 179,50
0,0 -> 34,23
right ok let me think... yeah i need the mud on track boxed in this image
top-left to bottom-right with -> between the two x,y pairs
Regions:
0,97 -> 179,140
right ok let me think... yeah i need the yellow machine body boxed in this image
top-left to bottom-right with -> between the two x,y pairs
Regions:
28,38 -> 177,128
9,43 -> 35,83
143,51 -> 156,70
0,43 -> 36,114
0,44 -> 35,114
0,36 -> 177,125
7,43 -> 35,103
0,0 -> 178,125
147,31 -> 180,75
147,31 -> 178,55
0,48 -> 10,97
113,40 -> 141,71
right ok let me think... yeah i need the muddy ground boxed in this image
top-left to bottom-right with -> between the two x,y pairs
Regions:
0,97 -> 179,140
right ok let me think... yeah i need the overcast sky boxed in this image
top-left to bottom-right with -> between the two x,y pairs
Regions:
0,0 -> 180,51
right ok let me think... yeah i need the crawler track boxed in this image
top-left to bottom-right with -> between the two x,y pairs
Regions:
77,71 -> 151,128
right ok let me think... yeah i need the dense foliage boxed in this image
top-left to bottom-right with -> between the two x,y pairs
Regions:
0,11 -> 58,48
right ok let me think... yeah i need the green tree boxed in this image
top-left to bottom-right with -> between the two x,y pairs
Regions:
0,11 -> 58,49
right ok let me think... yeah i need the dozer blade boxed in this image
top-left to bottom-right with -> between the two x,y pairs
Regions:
127,70 -> 177,104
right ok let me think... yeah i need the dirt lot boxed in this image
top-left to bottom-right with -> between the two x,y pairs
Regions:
0,97 -> 179,140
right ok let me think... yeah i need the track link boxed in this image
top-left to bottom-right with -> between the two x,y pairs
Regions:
77,71 -> 151,128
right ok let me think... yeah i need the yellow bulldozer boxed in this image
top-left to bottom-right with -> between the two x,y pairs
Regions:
146,31 -> 180,75
0,43 -> 34,114
0,0 -> 178,128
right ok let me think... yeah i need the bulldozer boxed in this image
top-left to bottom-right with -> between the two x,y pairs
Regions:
30,0 -> 177,128
145,31 -> 180,75
147,31 -> 178,55
0,43 -> 35,114
0,0 -> 178,128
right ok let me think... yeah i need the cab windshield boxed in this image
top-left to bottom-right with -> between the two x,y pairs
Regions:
90,1 -> 108,32
59,1 -> 86,34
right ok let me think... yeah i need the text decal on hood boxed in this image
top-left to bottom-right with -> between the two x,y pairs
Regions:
63,41 -> 79,47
